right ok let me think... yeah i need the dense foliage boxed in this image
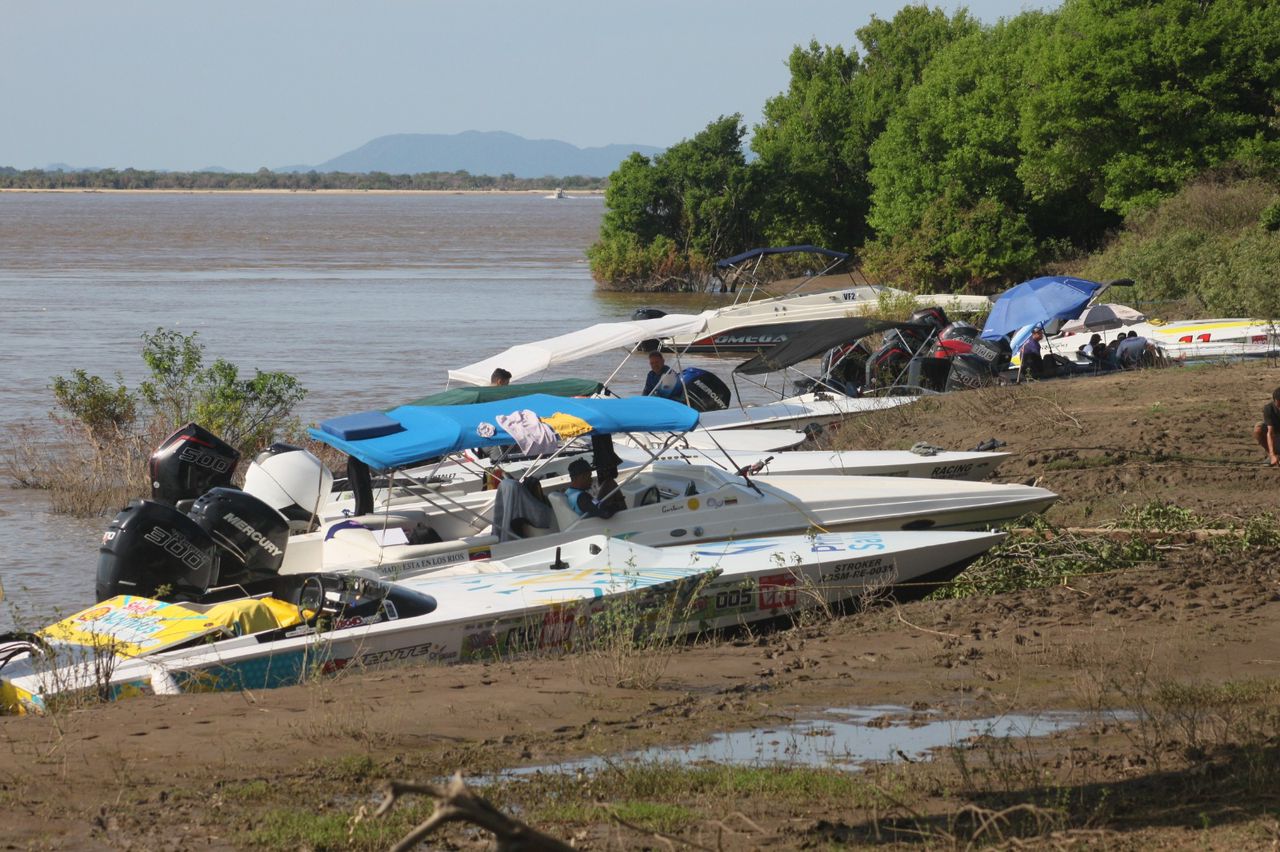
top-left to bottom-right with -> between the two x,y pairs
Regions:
52,328 -> 306,456
1079,171 -> 1280,318
0,167 -> 604,192
590,0 -> 1280,301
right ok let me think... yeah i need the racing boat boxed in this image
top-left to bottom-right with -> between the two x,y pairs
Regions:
289,395 -> 1055,576
119,400 -> 1049,585
448,314 -> 922,434
1,529 -> 1003,714
648,246 -> 991,354
611,445 -> 1009,481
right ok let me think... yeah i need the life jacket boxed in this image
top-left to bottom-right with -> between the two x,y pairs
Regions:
565,486 -> 589,515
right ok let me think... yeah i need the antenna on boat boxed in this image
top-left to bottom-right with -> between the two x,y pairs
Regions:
550,547 -> 568,571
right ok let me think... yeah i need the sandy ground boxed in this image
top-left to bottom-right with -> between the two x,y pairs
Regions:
3,360 -> 1279,849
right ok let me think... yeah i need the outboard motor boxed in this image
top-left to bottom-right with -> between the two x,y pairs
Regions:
149,423 -> 240,506
820,341 -> 872,394
865,333 -> 916,387
933,321 -> 980,359
908,306 -> 950,334
242,443 -> 334,532
678,367 -> 732,412
96,500 -> 220,601
632,307 -> 667,321
967,336 -> 1013,373
188,487 -> 289,592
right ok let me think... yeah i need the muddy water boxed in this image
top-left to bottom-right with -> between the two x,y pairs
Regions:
0,191 -> 729,629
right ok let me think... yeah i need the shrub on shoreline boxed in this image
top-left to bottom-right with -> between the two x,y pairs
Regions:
3,328 -> 307,517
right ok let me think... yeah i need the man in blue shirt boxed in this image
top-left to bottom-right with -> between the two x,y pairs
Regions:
565,458 -> 622,518
1018,326 -> 1046,381
642,351 -> 683,399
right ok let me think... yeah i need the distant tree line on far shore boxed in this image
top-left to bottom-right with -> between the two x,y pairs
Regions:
0,166 -> 606,192
588,0 -> 1280,308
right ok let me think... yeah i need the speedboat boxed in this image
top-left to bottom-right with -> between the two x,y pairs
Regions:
120,398 -> 1048,584
291,395 -> 1054,576
647,246 -> 991,354
612,444 -> 1010,481
448,313 -> 922,433
1,529 -> 1003,714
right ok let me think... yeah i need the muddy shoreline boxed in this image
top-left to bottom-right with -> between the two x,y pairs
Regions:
3,360 -> 1279,849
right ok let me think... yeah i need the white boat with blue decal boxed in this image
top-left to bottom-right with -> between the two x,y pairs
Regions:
1,529 -> 1001,713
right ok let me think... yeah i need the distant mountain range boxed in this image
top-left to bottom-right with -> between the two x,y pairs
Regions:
276,131 -> 664,178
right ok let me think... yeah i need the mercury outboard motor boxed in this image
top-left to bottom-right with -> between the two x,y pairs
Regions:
933,322 -> 980,359
188,487 -> 289,592
96,500 -> 220,601
242,443 -> 334,532
149,423 -> 240,506
967,336 -> 1013,373
679,367 -> 732,412
908,306 -> 950,334
866,333 -> 916,387
632,307 -> 667,321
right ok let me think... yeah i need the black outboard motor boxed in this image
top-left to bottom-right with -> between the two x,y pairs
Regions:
967,336 -> 1013,373
149,423 -> 240,506
188,487 -> 290,592
866,333 -> 916,387
97,500 -> 220,601
819,341 -> 872,394
909,306 -> 950,334
679,367 -> 732,412
632,307 -> 667,321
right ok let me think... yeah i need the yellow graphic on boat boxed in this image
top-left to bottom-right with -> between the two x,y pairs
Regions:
39,595 -> 304,658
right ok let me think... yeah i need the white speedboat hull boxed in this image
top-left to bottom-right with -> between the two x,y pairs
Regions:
1,531 -> 1003,711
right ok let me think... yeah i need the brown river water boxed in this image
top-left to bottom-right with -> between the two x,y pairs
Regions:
0,192 -> 749,628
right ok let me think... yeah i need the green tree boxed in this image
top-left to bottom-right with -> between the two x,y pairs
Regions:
750,6 -> 979,251
1018,0 -> 1280,217
589,116 -> 756,288
864,15 -> 1052,290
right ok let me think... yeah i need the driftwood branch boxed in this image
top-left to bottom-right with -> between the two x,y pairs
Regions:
376,773 -> 573,852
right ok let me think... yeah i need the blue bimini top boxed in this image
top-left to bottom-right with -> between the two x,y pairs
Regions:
308,393 -> 699,471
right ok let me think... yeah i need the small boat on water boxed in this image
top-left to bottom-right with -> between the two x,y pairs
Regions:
0,529 -> 1003,714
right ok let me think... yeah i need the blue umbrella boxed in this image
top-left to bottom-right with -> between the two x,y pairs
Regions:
980,276 -> 1105,341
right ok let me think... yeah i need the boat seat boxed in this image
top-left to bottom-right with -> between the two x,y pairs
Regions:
546,491 -> 579,532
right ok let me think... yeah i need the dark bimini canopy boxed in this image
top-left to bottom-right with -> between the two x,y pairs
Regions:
734,317 -> 920,375
408,378 -> 603,407
714,245 -> 851,269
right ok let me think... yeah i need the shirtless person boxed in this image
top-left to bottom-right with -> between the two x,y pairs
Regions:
1255,386 -> 1280,466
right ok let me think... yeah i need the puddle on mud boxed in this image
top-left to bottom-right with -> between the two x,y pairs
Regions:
503,705 -> 1102,778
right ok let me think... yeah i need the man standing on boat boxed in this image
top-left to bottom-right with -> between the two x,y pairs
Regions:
642,351 -> 683,400
1256,386 -> 1280,466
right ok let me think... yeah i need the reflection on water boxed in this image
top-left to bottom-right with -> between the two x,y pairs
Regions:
505,705 -> 1099,777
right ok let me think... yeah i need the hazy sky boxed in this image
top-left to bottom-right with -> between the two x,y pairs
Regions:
2,0 -> 1054,171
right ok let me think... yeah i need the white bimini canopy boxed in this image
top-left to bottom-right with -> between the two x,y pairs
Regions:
447,312 -> 714,386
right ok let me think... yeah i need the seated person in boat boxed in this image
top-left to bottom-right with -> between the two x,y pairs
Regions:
1115,331 -> 1152,368
1255,386 -> 1280,467
565,458 -> 625,518
1078,333 -> 1103,361
643,351 -> 684,400
490,368 -> 511,386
